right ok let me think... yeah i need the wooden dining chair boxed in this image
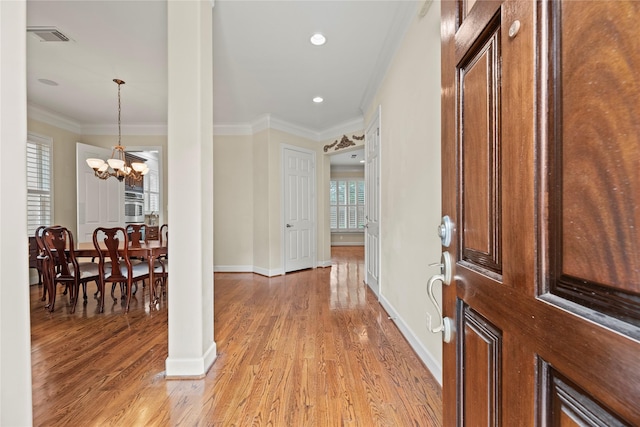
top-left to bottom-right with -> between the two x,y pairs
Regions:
31,226 -> 47,295
126,223 -> 147,248
41,226 -> 100,313
154,224 -> 169,298
93,227 -> 149,313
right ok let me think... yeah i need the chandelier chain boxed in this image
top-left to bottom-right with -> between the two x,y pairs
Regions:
118,81 -> 122,146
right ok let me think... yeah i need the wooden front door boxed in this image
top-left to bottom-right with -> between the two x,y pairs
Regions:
441,0 -> 640,425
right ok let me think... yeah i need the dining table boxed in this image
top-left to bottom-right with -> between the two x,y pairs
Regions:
75,240 -> 168,307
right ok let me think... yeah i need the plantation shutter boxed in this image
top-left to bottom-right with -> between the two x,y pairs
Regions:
329,179 -> 365,231
27,133 -> 53,236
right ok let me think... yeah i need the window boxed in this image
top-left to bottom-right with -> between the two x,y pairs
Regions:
330,179 -> 365,231
27,133 -> 53,236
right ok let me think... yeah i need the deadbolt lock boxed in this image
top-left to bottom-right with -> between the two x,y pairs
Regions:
437,215 -> 453,247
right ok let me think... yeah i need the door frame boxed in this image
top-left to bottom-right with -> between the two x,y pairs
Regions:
126,145 -> 164,225
280,143 -> 317,274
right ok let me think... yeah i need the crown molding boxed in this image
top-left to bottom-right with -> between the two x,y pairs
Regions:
27,103 -> 82,134
29,102 -> 363,141
317,117 -> 365,142
213,122 -> 253,136
82,123 -> 167,136
266,115 -> 319,141
28,103 -> 167,135
251,114 -> 318,141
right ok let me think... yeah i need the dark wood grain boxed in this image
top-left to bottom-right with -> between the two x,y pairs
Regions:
31,246 -> 442,426
444,0 -> 640,424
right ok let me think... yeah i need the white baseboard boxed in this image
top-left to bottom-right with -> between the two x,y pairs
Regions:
253,266 -> 284,277
165,341 -> 217,378
213,265 -> 284,277
378,294 -> 443,386
214,265 -> 253,273
330,242 -> 365,247
317,259 -> 332,268
366,280 -> 379,298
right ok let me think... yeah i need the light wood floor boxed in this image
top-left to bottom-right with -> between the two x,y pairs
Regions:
30,246 -> 442,426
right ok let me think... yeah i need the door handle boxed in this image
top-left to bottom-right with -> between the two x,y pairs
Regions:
427,251 -> 455,343
286,224 -> 293,228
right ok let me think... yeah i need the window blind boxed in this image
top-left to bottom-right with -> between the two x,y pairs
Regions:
27,133 -> 53,236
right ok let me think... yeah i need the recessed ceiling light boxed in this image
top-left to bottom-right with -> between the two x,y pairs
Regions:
310,33 -> 326,46
313,96 -> 324,103
38,78 -> 59,86
359,160 -> 365,163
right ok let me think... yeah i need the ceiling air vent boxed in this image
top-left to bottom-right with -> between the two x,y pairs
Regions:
27,27 -> 70,42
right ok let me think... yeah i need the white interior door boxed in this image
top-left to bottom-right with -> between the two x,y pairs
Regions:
283,146 -> 315,273
365,108 -> 381,295
76,142 -> 124,242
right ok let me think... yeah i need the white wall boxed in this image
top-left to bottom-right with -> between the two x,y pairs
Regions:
213,134 -> 254,269
364,1 -> 443,381
214,127 -> 334,275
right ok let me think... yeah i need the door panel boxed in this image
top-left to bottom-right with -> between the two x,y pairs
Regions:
283,147 -> 315,273
546,0 -> 640,325
441,0 -> 640,425
459,14 -> 502,275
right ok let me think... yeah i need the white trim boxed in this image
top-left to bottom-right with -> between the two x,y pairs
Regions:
317,260 -> 332,268
329,242 -> 364,247
379,294 -> 443,386
126,145 -> 164,224
213,123 -> 253,135
165,342 -> 217,378
317,117 -> 365,142
214,265 -> 253,273
253,266 -> 284,277
210,113 -> 366,142
28,103 -> 82,134
269,115 -> 318,141
83,123 -> 167,136
28,103 -> 168,136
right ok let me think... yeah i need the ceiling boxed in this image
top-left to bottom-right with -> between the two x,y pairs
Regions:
26,0 -> 422,139
329,147 -> 365,168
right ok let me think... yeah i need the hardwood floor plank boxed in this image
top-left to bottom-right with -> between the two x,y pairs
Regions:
31,246 -> 442,426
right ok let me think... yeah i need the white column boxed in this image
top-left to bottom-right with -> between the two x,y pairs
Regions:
166,0 -> 216,377
0,0 -> 34,424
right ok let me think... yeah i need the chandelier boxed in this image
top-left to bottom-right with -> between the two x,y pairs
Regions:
86,79 -> 149,181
